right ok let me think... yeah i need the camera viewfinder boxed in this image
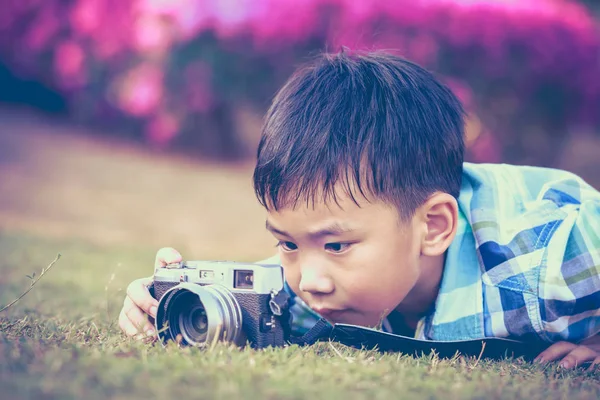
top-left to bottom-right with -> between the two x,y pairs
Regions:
234,270 -> 254,289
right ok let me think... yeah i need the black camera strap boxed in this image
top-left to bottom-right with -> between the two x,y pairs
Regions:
286,320 -> 551,361
328,324 -> 551,361
267,289 -> 333,346
286,318 -> 334,346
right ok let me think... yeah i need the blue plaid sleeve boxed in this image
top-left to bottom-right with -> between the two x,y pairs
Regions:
444,163 -> 600,344
536,178 -> 600,343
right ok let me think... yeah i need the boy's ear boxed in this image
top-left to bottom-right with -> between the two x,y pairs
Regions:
418,192 -> 459,257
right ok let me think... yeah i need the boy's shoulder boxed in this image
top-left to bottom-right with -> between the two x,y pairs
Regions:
425,162 -> 600,343
457,162 -> 600,259
458,162 -> 600,266
460,162 -> 597,205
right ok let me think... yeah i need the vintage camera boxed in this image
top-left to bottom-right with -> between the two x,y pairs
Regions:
149,260 -> 291,349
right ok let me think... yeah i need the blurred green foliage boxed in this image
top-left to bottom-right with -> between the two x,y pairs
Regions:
0,0 -> 599,166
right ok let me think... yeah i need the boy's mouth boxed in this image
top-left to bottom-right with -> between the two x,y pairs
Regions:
312,306 -> 346,320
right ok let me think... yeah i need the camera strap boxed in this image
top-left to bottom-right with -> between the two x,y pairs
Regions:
267,289 -> 334,346
286,321 -> 550,361
286,318 -> 334,346
327,324 -> 551,361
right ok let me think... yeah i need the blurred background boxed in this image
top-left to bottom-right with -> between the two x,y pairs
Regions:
1,0 -> 599,262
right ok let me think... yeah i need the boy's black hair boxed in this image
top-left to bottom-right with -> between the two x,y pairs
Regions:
253,49 -> 466,219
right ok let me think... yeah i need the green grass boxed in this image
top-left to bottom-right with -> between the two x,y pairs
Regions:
0,230 -> 599,400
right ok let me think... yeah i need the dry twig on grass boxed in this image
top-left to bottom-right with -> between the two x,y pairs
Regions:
0,253 -> 61,313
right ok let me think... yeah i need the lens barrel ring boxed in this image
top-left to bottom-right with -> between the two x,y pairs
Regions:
155,283 -> 243,347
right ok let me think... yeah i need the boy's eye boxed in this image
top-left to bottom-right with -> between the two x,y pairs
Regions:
277,241 -> 298,251
324,243 -> 351,253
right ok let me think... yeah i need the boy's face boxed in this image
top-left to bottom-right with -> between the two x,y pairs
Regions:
265,190 -> 425,328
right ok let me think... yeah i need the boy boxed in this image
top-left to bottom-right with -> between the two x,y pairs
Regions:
118,50 -> 600,368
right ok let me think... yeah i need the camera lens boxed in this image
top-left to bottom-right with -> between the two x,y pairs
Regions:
190,307 -> 208,334
155,283 -> 242,347
177,299 -> 209,344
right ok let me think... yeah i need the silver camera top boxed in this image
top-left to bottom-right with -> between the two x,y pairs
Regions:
154,260 -> 284,294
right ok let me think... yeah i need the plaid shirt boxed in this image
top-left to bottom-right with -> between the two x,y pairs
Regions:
267,162 -> 600,344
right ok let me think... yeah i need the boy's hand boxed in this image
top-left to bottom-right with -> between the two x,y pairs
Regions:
118,247 -> 183,341
535,334 -> 600,369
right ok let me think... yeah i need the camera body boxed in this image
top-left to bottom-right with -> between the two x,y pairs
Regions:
151,260 -> 290,349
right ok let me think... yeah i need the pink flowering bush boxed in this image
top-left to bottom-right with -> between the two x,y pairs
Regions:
0,0 -> 598,164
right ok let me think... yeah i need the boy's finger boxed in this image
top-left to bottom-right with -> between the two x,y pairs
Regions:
119,308 -> 143,337
123,296 -> 155,335
126,277 -> 159,318
559,346 -> 597,369
535,341 -> 577,363
154,247 -> 183,268
134,330 -> 158,343
119,307 -> 155,341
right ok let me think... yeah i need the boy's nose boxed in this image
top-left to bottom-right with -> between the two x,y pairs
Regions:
298,267 -> 334,295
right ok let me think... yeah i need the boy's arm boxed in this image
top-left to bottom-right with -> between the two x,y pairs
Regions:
540,195 -> 600,343
535,183 -> 600,368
